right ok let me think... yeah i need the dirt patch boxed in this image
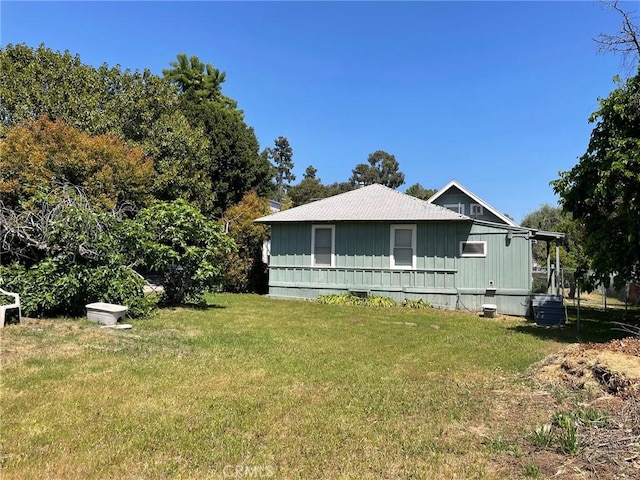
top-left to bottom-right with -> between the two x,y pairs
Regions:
511,336 -> 640,479
532,337 -> 640,399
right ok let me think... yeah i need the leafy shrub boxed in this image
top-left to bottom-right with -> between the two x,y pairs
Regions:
0,188 -> 157,318
317,293 -> 365,306
135,200 -> 236,306
0,261 -> 153,318
0,189 -> 233,317
316,293 -> 396,308
403,298 -> 432,309
365,296 -> 397,308
221,192 -> 271,294
532,277 -> 548,294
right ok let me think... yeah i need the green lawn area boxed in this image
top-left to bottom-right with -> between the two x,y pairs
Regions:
0,294 -> 623,479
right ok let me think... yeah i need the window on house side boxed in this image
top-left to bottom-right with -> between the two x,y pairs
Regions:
391,224 -> 416,269
470,203 -> 484,216
312,225 -> 335,266
460,241 -> 487,257
444,203 -> 465,215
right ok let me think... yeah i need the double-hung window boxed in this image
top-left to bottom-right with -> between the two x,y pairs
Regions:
390,224 -> 416,269
312,225 -> 335,267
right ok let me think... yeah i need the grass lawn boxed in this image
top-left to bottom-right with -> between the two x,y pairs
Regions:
0,294 -> 630,479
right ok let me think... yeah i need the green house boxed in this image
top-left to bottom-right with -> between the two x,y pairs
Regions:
255,182 -> 561,316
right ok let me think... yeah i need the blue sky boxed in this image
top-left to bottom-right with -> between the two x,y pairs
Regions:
0,1 -> 630,222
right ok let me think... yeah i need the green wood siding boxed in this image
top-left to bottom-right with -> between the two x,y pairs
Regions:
267,221 -> 533,316
432,186 -> 507,224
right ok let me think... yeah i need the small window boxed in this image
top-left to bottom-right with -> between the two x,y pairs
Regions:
460,241 -> 486,257
444,203 -> 465,215
391,224 -> 416,269
312,225 -> 335,266
470,203 -> 484,216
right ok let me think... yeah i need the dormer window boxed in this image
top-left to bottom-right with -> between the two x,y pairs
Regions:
444,203 -> 465,215
470,204 -> 484,217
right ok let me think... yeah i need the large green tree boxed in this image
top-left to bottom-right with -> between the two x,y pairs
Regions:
143,112 -> 216,214
0,43 -> 177,140
1,45 -> 274,218
187,101 -> 273,215
163,53 -> 274,215
162,53 -> 226,103
552,70 -> 640,288
287,165 -> 327,206
266,136 -> 295,203
520,204 -> 584,274
287,166 -> 355,206
350,150 -> 405,189
405,183 -> 437,201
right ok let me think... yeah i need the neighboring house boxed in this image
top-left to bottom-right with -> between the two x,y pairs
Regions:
255,182 -> 563,316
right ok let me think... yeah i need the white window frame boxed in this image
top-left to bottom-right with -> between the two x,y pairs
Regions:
444,203 -> 465,215
460,241 -> 487,258
470,203 -> 484,216
390,224 -> 417,270
312,225 -> 335,267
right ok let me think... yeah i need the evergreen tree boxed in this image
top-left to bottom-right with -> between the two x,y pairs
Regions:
268,136 -> 295,202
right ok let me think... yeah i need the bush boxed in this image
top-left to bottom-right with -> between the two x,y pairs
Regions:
0,188 -> 157,318
403,298 -> 432,309
316,293 -> 397,308
221,192 -> 271,294
135,200 -> 236,306
0,261 -> 154,318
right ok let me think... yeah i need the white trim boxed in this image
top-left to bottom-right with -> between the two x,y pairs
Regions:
312,225 -> 335,267
444,203 -> 465,215
390,224 -> 417,269
460,240 -> 487,257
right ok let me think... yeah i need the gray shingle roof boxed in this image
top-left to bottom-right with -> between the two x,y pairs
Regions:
255,184 -> 470,223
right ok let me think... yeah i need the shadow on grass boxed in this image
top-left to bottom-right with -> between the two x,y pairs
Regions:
170,302 -> 227,311
510,304 -> 640,344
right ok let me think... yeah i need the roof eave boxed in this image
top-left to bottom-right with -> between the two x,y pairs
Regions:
254,217 -> 472,224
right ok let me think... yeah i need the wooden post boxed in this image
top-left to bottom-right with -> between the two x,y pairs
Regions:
546,241 -> 551,294
577,282 -> 581,335
553,241 -> 560,295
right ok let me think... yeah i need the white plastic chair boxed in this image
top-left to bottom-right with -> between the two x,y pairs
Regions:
0,287 -> 21,327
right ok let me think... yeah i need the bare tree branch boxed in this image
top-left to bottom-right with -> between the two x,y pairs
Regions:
0,184 -> 118,264
595,0 -> 640,73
